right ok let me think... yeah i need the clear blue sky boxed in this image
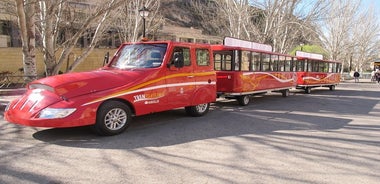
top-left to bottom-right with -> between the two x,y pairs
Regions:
254,0 -> 380,13
362,0 -> 380,8
360,0 -> 380,24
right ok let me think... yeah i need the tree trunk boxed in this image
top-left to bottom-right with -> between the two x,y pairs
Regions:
15,0 -> 37,82
39,0 -> 57,76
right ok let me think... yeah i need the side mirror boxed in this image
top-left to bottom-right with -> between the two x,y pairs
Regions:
103,52 -> 109,66
173,52 -> 184,68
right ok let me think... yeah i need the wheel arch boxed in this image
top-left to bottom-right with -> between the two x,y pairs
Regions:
190,86 -> 216,105
97,98 -> 136,116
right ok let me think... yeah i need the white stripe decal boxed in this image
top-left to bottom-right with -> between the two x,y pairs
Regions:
243,72 -> 296,83
82,81 -> 216,106
302,73 -> 336,81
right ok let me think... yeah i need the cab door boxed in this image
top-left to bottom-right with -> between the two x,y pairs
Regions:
165,46 -> 195,108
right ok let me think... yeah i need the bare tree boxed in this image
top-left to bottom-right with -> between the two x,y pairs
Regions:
15,0 -> 37,81
191,0 -> 258,40
113,0 -> 163,42
319,0 -> 380,72
256,0 -> 300,52
14,0 -> 164,77
191,0 -> 327,53
351,7 -> 380,72
317,0 -> 360,60
36,0 -> 124,75
215,0 -> 254,40
37,0 -> 62,75
254,0 -> 329,53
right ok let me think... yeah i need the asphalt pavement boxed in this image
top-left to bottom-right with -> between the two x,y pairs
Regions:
1,79 -> 379,183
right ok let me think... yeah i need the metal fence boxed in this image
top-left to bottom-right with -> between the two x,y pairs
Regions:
0,73 -> 39,89
341,72 -> 373,80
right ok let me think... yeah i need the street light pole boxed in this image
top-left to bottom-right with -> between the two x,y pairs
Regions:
139,6 -> 150,40
142,17 -> 146,38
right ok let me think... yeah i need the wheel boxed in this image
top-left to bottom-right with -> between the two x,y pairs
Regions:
185,103 -> 210,117
92,101 -> 132,136
237,95 -> 250,106
329,85 -> 335,91
305,87 -> 311,94
281,89 -> 290,97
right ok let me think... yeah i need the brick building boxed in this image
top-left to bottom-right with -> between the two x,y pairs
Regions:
0,0 -> 20,47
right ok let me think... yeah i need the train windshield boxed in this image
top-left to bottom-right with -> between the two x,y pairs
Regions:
111,43 -> 167,69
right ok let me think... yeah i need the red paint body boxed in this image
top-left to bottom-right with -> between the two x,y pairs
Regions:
294,57 -> 341,89
5,41 -> 216,128
296,71 -> 341,87
211,45 -> 296,96
216,71 -> 296,95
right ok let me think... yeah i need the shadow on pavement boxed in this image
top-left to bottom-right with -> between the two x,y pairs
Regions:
30,86 -> 380,150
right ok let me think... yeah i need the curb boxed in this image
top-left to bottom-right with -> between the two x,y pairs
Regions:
0,88 -> 26,96
0,88 -> 26,112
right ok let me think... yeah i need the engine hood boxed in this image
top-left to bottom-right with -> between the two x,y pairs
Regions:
30,69 -> 145,99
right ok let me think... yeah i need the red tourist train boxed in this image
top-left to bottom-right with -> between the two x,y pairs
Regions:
212,37 -> 297,105
4,38 -> 341,135
211,37 -> 341,105
294,51 -> 341,93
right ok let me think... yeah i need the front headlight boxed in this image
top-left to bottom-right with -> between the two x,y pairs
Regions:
38,108 -> 76,119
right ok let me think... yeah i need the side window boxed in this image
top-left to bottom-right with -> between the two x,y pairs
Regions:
306,60 -> 312,72
252,52 -> 261,71
241,51 -> 250,71
214,51 -> 233,71
196,49 -> 210,66
337,63 -> 342,73
171,47 -> 191,66
183,48 -> 191,66
308,60 -> 312,72
279,55 -> 285,72
271,54 -> 279,71
329,63 -> 335,73
285,56 -> 292,71
214,53 -> 222,70
296,59 -> 305,71
224,54 -> 232,71
262,54 -> 270,71
320,62 -> 327,72
313,60 -> 319,72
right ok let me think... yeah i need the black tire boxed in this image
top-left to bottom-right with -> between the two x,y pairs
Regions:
185,103 -> 210,117
305,87 -> 311,94
92,101 -> 132,136
237,95 -> 250,106
329,85 -> 335,91
281,89 -> 290,97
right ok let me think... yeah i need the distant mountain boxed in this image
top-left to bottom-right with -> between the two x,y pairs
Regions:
160,0 -> 215,35
159,0 -> 317,47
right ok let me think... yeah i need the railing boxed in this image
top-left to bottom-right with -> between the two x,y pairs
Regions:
341,72 -> 373,80
0,72 -> 40,89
